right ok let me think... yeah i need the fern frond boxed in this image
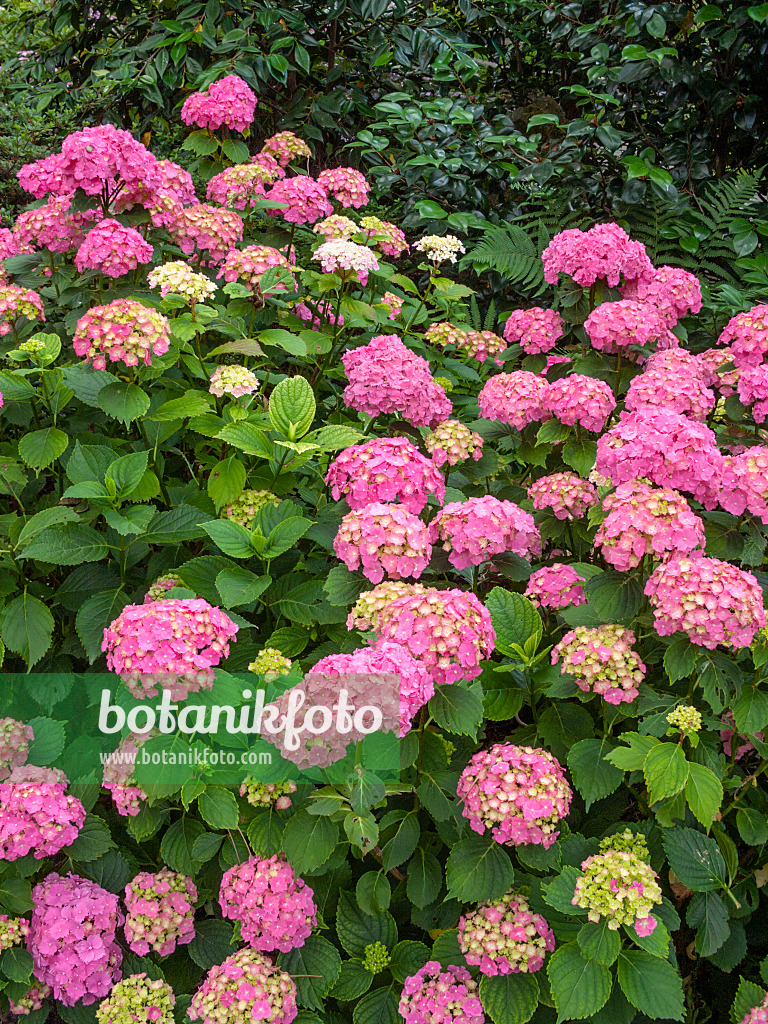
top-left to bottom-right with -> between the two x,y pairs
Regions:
484,298 -> 497,332
466,223 -> 546,296
469,295 -> 482,330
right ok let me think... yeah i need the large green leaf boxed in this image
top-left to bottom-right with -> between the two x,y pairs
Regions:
279,935 -> 341,1011
547,942 -> 612,1021
0,592 -> 54,668
18,426 -> 69,470
480,974 -> 539,1024
567,738 -> 624,810
269,375 -> 316,439
22,524 -> 108,565
281,810 -> 339,872
428,683 -> 484,740
616,950 -> 684,1020
663,827 -> 728,892
485,587 -> 543,656
97,381 -> 150,425
445,837 -> 515,903
643,742 -> 689,803
336,891 -> 397,955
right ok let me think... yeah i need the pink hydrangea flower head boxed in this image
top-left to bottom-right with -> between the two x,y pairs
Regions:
462,329 -> 506,366
0,227 -> 32,259
698,346 -> 740,396
266,177 -> 333,225
206,163 -> 272,210
124,869 -> 197,956
738,364 -> 768,423
96,973 -> 175,1024
425,419 -> 483,467
429,496 -> 540,570
57,125 -> 161,202
737,996 -> 768,1024
645,553 -> 766,649
155,159 -> 198,203
14,194 -> 96,254
375,588 -> 495,686
0,915 -> 29,952
312,214 -> 357,240
584,299 -> 666,354
9,982 -> 52,1016
167,204 -> 244,263
542,374 -> 616,433
181,75 -> 257,133
525,564 -> 586,610
27,873 -> 123,1005
102,733 -> 149,817
0,717 -> 34,780
458,891 -> 555,976
249,150 -> 283,182
347,581 -> 429,632
718,305 -> 768,368
399,962 -> 484,1024
102,598 -> 238,700
595,408 -> 725,509
359,215 -> 409,257
720,448 -> 768,522
478,371 -> 550,429
326,436 -> 445,514
219,856 -> 316,953
595,481 -> 705,571
528,472 -> 598,521
0,285 -> 45,336
189,948 -> 297,1024
542,223 -> 652,288
457,743 -> 571,848
552,624 -> 645,704
334,502 -> 431,584
148,262 -> 216,304
380,291 -> 403,319
73,299 -> 170,370
0,766 -> 85,859
625,360 -> 716,421
425,321 -> 468,350
504,307 -> 564,355
312,239 -> 379,284
209,364 -> 260,398
316,166 -> 370,208
342,333 -> 452,428
17,152 -> 67,198
218,244 -> 295,294
74,219 -> 153,278
573,831 -> 662,935
621,264 -> 702,325
261,131 -> 312,168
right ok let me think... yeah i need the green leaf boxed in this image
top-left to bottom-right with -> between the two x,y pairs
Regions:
18,427 -> 68,470
160,817 -> 206,875
617,950 -> 684,1020
388,941 -> 431,984
215,566 -> 270,608
429,683 -> 484,740
331,959 -> 373,1001
664,636 -> 700,682
25,716 -> 65,766
21,523 -> 108,565
352,984 -> 398,1024
585,572 -> 643,624
105,450 -> 150,496
306,424 -> 365,451
562,439 -> 597,476
542,865 -> 582,916
75,588 -> 128,663
0,878 -> 33,915
217,422 -> 274,459
279,935 -> 342,1011
0,592 -> 54,668
64,813 -> 115,863
733,687 -> 768,736
269,376 -> 316,440
260,329 -> 307,356
685,763 -> 723,829
145,503 -> 212,544
380,810 -> 420,870
732,978 -> 767,1023
222,138 -> 250,163
480,974 -> 539,1024
201,520 -> 255,558
97,382 -> 150,425
485,587 -> 543,656
687,891 -> 730,956
208,456 -> 246,509
149,393 -> 213,421
483,671 -> 525,722
548,942 -> 612,1021
336,891 -> 397,956
356,871 -> 391,915
663,827 -> 728,892
605,733 -> 659,771
246,809 -> 285,857
191,832 -> 225,863
737,807 -> 768,846
567,738 -> 624,810
578,920 -> 622,966
0,947 -> 33,984
16,507 -> 79,547
188,919 -> 235,970
261,516 -> 312,559
282,810 -> 339,872
406,847 -> 442,909
445,837 -> 515,903
324,564 -> 367,606
197,786 -> 239,829
643,743 -> 689,803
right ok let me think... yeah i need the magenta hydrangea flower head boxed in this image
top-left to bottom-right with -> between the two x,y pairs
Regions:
266,177 -> 333,225
316,166 -> 370,208
14,194 -> 97,254
525,564 -> 586,610
74,219 -> 153,278
155,158 -> 198,203
595,408 -> 725,509
595,481 -> 705,571
206,163 -> 272,210
0,766 -> 85,860
342,333 -> 452,428
189,948 -> 297,1024
720,447 -> 768,522
55,125 -> 161,203
552,624 -> 645,704
27,872 -> 123,1006
528,472 -> 598,521
334,502 -> 431,584
375,587 -> 495,686
96,973 -> 175,1024
102,733 -> 148,817
73,299 -> 170,370
478,371 -> 550,429
624,362 -> 716,421
347,581 -> 429,632
542,223 -> 652,288
718,304 -> 768,368
425,420 -> 483,467
457,743 -> 571,848
399,962 -> 485,1024
326,436 -> 445,514
645,553 -> 766,649
261,131 -> 312,168
312,238 -> 379,284
462,329 -> 506,366
167,203 -> 244,264
17,152 -> 67,199
504,307 -> 564,355
359,215 -> 409,256
429,496 -> 540,570
218,244 -> 296,294
102,598 -> 238,700
0,285 -> 45,336
458,891 -> 555,976
621,264 -> 702,325
542,374 -> 616,433
0,227 -> 31,259
219,856 -> 316,953
572,831 -> 662,937
584,299 -> 666,354
0,717 -> 33,780
124,869 -> 197,956
738,364 -> 768,423
181,74 -> 257,132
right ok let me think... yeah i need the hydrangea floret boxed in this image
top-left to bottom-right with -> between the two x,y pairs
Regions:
96,974 -> 175,1024
0,915 -> 29,951
380,290 -> 403,318
425,321 -> 468,350
359,216 -> 409,256
73,299 -> 170,369
180,75 -> 257,133
525,564 -> 587,610
0,766 -> 86,860
458,891 -> 555,976
720,447 -> 768,523
621,264 -> 702,325
572,831 -> 662,937
74,219 -> 153,277
145,573 -> 184,602
718,304 -> 768,368
167,204 -> 244,263
334,502 -> 432,584
316,167 -> 370,208
425,419 -> 483,467
326,437 -> 445,514
188,947 -> 298,1024
261,131 -> 312,167
0,285 -> 45,335
102,733 -> 149,817
362,941 -> 391,974
584,299 -> 666,353
551,624 -> 646,704
206,163 -> 272,210
346,581 -> 428,632
528,472 -> 598,521
542,223 -> 652,288
399,962 -> 484,1024
209,364 -> 260,398
667,705 -> 702,733
503,307 -> 564,355
478,371 -> 549,429
219,856 -> 316,953
429,496 -> 540,569
462,329 -> 506,366
313,214 -> 357,240
266,177 -> 333,225
737,364 -> 768,423
124,868 -> 197,956
542,374 -> 616,433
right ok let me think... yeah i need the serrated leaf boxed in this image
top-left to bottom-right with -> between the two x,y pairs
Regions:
406,847 -> 442,909
643,743 -> 689,803
97,381 -> 150,425
428,683 -> 483,740
64,813 -> 115,863
445,837 -> 514,903
567,738 -> 624,810
548,942 -> 612,1022
217,422 -> 274,458
685,763 -> 723,829
617,950 -> 684,1020
18,426 -> 69,470
281,810 -> 339,872
0,592 -> 54,668
585,571 -> 643,624
76,588 -> 128,663
279,935 -> 341,1011
269,376 -> 316,440
663,827 -> 728,892
485,587 -> 542,656
188,919 -> 235,970
578,920 -> 621,965
336,891 -> 397,956
480,973 -> 539,1024
197,786 -> 239,828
